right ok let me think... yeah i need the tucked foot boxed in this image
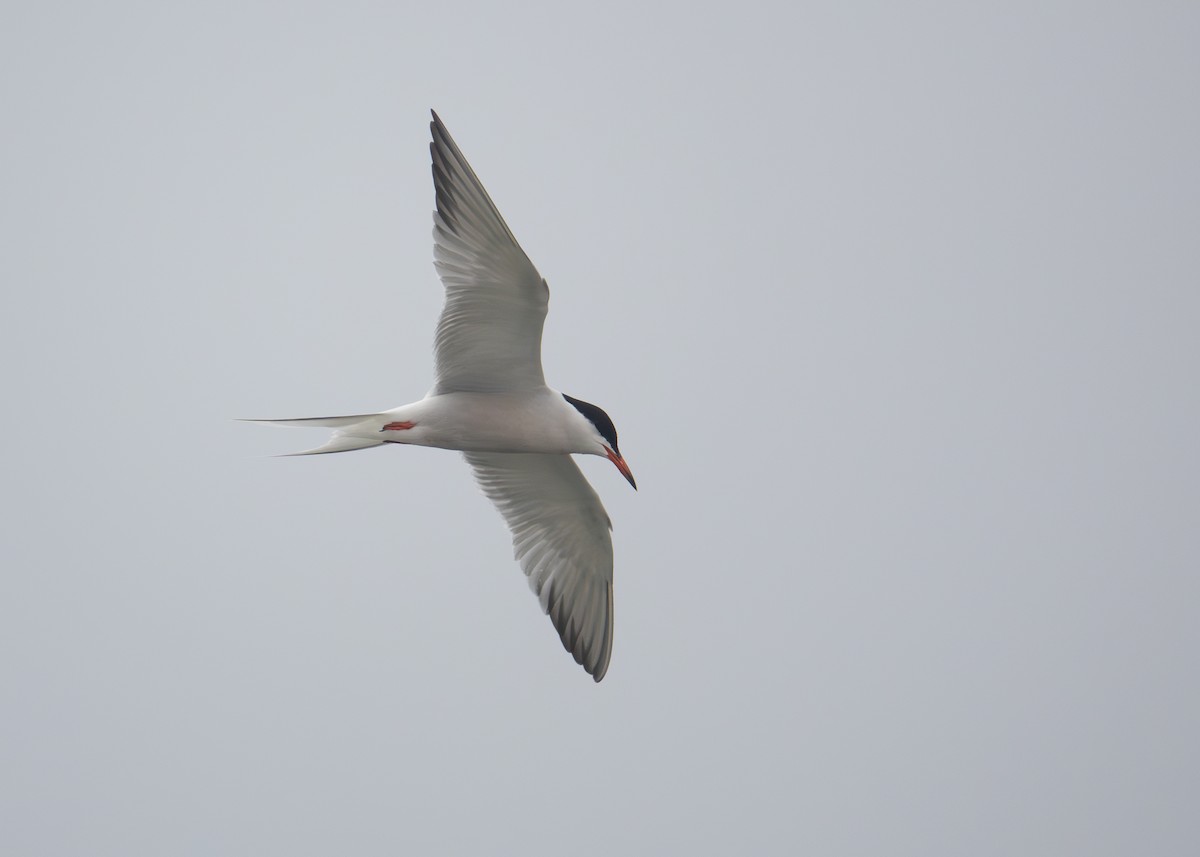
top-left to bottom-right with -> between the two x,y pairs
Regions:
381,421 -> 416,432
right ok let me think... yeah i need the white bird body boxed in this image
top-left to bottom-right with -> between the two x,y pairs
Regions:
248,112 -> 634,681
270,390 -> 610,456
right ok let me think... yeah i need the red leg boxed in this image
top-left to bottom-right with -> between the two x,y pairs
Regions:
381,421 -> 415,432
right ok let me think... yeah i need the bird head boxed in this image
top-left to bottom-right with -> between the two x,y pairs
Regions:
562,394 -> 636,490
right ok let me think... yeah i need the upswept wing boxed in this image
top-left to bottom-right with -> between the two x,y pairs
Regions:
465,452 -> 615,681
429,112 -> 548,394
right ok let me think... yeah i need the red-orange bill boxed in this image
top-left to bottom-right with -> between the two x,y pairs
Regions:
606,448 -> 637,490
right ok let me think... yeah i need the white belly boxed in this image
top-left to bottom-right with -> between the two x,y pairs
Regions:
374,389 -> 585,454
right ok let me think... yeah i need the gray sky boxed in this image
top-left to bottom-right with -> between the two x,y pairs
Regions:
3,2 -> 1198,854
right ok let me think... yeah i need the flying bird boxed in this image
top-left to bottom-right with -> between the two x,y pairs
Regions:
247,111 -> 635,682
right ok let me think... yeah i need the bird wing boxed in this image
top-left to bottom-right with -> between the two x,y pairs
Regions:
465,451 -> 615,681
429,112 -> 549,394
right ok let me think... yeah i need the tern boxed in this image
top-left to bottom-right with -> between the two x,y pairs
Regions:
248,111 -> 635,682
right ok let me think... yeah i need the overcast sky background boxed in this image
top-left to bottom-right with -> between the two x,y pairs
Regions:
3,2 -> 1198,855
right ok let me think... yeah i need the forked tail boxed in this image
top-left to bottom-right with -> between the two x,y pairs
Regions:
240,414 -> 387,456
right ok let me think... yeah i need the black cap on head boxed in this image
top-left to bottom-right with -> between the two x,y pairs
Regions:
562,394 -> 621,452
